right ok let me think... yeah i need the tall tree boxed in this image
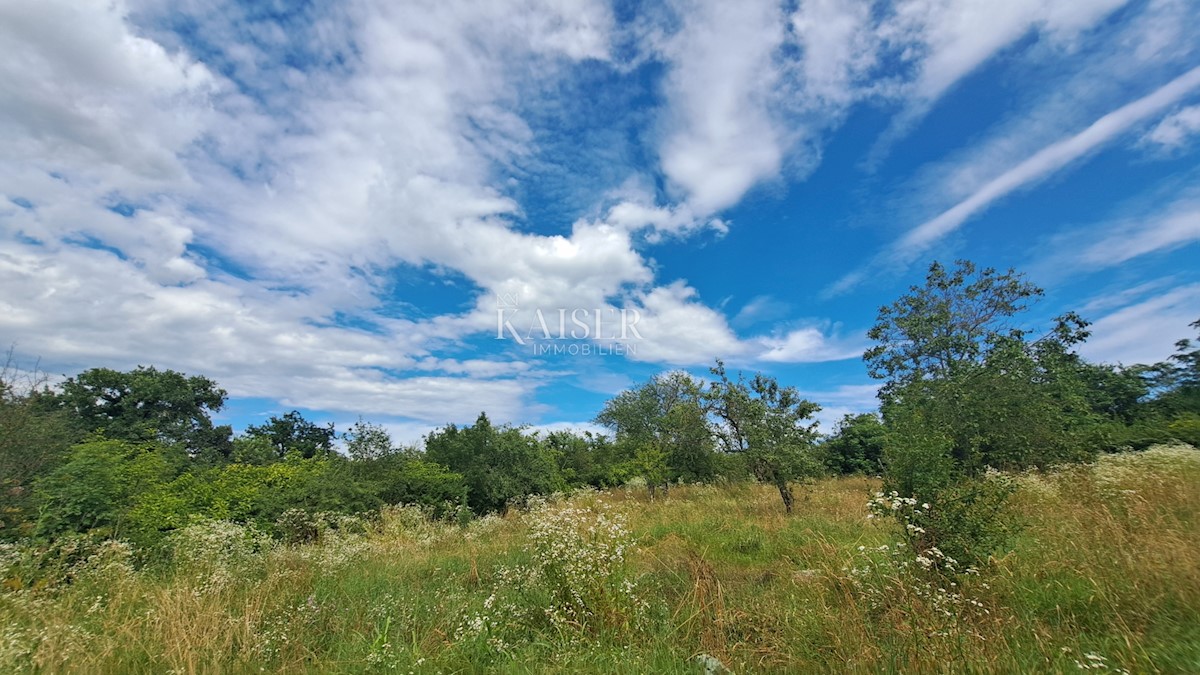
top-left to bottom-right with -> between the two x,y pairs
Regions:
705,361 -> 822,514
864,260 -> 1043,401
866,260 -> 1097,472
46,366 -> 231,459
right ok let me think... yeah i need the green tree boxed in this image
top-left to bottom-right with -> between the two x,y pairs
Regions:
864,260 -> 1101,569
594,371 -> 716,493
820,413 -> 886,475
865,260 -> 1043,401
244,410 -> 335,459
343,418 -> 394,462
44,366 -> 232,459
705,361 -> 822,514
868,261 -> 1096,472
1141,318 -> 1200,417
0,354 -> 76,538
425,413 -> 564,514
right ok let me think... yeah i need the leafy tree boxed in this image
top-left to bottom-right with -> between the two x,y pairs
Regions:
35,439 -> 172,540
820,413 -> 886,475
705,361 -> 822,513
244,410 -> 336,459
865,260 -> 1043,401
343,418 -> 395,462
44,366 -> 232,459
425,413 -> 564,514
865,260 -> 1101,569
594,371 -> 716,492
868,261 -> 1096,472
1141,318 -> 1200,417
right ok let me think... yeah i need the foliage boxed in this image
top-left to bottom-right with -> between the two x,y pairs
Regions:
864,260 -> 1044,400
819,413 -> 886,475
42,366 -> 231,459
545,431 -> 631,489
34,439 -> 172,542
0,356 -> 75,540
244,410 -> 335,459
357,454 -> 467,516
425,413 -> 564,514
705,361 -> 823,513
343,418 -> 394,462
594,371 -> 717,491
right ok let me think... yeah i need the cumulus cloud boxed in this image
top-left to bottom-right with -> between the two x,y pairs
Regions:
2,0 -> 877,431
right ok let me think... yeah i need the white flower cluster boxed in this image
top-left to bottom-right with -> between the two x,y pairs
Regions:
456,495 -> 648,651
842,541 -> 989,639
1093,443 -> 1200,496
170,520 -> 275,594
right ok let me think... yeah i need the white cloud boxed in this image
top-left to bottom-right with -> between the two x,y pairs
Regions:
756,327 -> 866,363
1077,202 -> 1200,267
797,383 -> 880,434
830,64 -> 1200,294
866,0 -> 1130,162
1078,283 -> 1200,366
657,0 -> 786,215
900,66 -> 1200,253
789,0 -> 879,108
1143,104 -> 1200,149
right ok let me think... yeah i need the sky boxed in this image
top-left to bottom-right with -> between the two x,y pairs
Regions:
1,0 -> 1198,444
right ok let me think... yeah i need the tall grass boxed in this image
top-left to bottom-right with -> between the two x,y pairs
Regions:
2,445 -> 1198,673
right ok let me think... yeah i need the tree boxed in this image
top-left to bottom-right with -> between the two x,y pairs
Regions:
820,413 -> 886,475
0,353 -> 75,539
1141,318 -> 1200,417
864,261 -> 1101,569
594,371 -> 716,494
244,410 -> 335,459
424,413 -> 564,514
343,418 -> 394,462
864,260 -> 1043,401
705,361 -> 822,514
867,260 -> 1096,472
45,366 -> 232,459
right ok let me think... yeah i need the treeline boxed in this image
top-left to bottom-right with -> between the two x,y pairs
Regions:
1,260 -> 1197,559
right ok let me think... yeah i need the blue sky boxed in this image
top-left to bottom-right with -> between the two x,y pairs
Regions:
1,0 -> 1198,443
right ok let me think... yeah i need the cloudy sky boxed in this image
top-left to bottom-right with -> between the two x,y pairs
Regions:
2,0 -> 1198,441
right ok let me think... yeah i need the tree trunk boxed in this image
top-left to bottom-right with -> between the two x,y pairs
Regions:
777,481 -> 795,514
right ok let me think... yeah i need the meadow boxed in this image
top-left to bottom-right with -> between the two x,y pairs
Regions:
2,444 -> 1198,674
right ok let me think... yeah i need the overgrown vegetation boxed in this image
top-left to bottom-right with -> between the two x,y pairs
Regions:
2,259 -> 1199,671
1,449 -> 1197,672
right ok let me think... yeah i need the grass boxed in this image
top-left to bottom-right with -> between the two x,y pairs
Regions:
3,444 -> 1199,673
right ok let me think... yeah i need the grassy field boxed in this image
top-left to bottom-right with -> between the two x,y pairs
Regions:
3,444 -> 1199,674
